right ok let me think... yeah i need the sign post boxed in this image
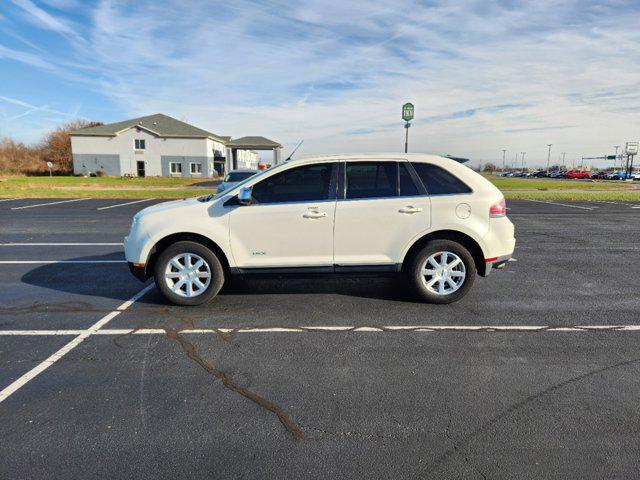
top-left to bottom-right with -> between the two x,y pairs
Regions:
402,102 -> 414,153
625,142 -> 638,178
46,161 -> 53,177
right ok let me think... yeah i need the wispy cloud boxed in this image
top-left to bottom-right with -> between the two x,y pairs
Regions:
10,0 -> 85,44
2,0 -> 640,164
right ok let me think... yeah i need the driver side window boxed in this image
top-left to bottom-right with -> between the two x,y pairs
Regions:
251,163 -> 336,204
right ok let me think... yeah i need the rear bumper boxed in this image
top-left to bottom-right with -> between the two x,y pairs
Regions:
483,253 -> 512,276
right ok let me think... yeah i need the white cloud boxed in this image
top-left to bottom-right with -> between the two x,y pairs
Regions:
5,0 -> 640,166
10,0 -> 85,44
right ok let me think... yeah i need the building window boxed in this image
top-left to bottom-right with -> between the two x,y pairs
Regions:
170,162 -> 182,174
134,139 -> 146,150
190,162 -> 202,174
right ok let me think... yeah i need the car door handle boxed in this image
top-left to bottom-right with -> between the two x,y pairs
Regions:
303,210 -> 327,219
399,206 -> 423,214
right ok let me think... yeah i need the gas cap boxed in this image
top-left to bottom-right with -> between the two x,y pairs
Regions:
455,203 -> 471,219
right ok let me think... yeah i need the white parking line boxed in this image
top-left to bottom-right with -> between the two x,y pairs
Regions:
2,324 -> 640,335
0,284 -> 153,404
525,199 -> 597,210
0,198 -> 25,203
0,243 -> 123,246
585,200 -> 640,208
0,260 -> 126,264
96,198 -> 157,211
11,198 -> 89,210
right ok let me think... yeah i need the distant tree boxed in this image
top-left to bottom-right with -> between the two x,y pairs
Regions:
483,162 -> 497,173
0,137 -> 46,174
40,120 -> 102,173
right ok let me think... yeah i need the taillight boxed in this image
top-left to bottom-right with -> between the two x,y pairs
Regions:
489,198 -> 506,218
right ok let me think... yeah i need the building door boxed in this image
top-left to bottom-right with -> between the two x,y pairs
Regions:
137,161 -> 145,177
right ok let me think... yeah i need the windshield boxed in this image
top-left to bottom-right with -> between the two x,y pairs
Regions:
225,171 -> 256,183
214,166 -> 273,199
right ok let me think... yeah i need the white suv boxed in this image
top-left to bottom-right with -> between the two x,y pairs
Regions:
125,154 -> 515,305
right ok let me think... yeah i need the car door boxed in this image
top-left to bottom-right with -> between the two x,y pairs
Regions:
229,162 -> 337,269
333,160 -> 431,268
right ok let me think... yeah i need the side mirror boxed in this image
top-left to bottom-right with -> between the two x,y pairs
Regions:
237,187 -> 252,205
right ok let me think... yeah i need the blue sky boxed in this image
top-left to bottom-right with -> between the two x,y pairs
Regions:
1,0 -> 640,166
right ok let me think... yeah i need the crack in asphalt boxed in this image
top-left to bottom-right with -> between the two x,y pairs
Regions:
162,327 -> 304,440
420,355 -> 640,478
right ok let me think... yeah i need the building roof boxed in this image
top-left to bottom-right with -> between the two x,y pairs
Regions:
227,136 -> 282,149
69,113 -> 227,142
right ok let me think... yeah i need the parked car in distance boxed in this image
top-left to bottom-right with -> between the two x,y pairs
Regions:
215,169 -> 258,194
631,172 -> 640,181
548,170 -> 566,178
125,154 -> 516,306
564,170 -> 591,179
605,171 -> 627,180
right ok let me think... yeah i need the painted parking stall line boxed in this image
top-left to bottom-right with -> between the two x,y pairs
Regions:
0,243 -> 123,246
0,198 -> 25,203
0,260 -> 126,264
96,198 -> 157,211
2,324 -> 640,336
0,284 -> 154,404
524,199 -> 597,210
11,198 -> 90,210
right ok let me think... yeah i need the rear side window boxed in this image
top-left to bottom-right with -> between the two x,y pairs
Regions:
251,163 -> 334,204
411,163 -> 472,195
346,162 -> 396,199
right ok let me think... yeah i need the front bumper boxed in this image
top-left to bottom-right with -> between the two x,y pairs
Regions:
128,261 -> 148,282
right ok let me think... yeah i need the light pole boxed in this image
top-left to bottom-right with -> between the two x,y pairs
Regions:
521,152 -> 526,170
501,149 -> 506,171
614,145 -> 620,169
545,144 -> 552,173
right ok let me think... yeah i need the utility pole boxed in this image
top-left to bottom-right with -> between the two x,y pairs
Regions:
546,144 -> 552,173
561,152 -> 566,165
521,152 -> 526,170
501,149 -> 506,171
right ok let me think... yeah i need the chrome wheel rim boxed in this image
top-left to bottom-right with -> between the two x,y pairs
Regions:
421,251 -> 466,295
164,253 -> 211,298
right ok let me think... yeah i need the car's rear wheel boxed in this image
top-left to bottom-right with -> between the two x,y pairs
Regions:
154,241 -> 224,306
407,239 -> 476,304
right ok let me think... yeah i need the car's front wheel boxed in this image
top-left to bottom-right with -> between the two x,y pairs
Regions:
407,239 -> 476,304
154,241 -> 224,306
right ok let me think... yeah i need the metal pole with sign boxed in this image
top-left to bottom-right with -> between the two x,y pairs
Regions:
402,103 -> 414,153
46,161 -> 53,177
625,142 -> 638,178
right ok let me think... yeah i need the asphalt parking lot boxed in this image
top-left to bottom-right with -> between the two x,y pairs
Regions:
1,197 -> 639,479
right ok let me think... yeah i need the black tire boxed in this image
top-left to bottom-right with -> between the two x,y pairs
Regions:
407,239 -> 476,304
154,241 -> 225,306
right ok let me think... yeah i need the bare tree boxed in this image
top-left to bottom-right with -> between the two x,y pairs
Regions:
40,120 -> 103,173
483,162 -> 497,173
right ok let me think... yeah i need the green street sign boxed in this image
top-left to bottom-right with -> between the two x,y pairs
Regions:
606,155 -> 616,160
402,102 -> 414,122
